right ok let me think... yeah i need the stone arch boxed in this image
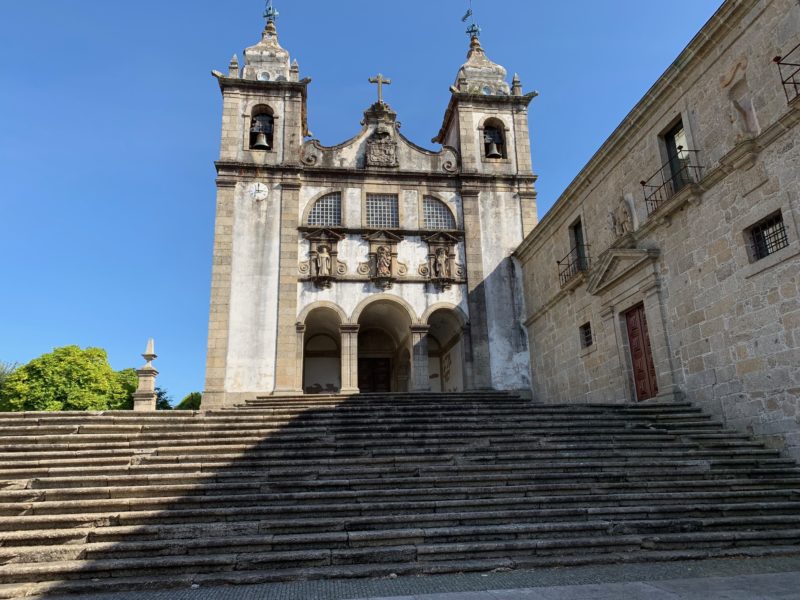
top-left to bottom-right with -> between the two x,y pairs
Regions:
298,300 -> 348,325
424,303 -> 468,393
478,116 -> 510,160
300,304 -> 345,394
249,104 -> 275,151
421,302 -> 468,326
349,293 -> 420,325
300,189 -> 345,227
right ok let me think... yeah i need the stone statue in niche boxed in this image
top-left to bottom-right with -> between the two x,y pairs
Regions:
608,196 -> 635,238
720,57 -> 760,142
298,229 -> 346,289
376,246 -> 392,277
358,231 -> 406,290
315,245 -> 331,277
434,247 -> 450,279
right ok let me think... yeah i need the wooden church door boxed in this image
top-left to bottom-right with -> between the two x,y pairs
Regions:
625,303 -> 659,401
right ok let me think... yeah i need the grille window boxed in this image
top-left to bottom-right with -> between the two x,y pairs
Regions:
579,322 -> 593,349
307,193 -> 342,227
749,212 -> 789,261
366,194 -> 399,228
423,197 -> 456,230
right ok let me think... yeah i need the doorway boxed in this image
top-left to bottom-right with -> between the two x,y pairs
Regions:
625,303 -> 658,401
358,358 -> 392,393
356,299 -> 413,393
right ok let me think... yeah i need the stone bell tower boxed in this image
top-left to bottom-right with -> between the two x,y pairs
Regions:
203,4 -> 310,408
433,31 -> 538,390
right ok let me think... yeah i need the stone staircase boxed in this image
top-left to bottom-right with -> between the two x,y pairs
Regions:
1,392 -> 800,597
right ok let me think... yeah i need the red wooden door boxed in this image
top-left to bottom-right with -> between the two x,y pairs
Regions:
625,304 -> 659,401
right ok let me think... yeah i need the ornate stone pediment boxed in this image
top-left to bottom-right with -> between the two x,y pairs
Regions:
299,229 -> 347,288
586,248 -> 660,296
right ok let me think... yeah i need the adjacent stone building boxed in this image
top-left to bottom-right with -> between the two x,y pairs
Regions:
202,12 -> 536,407
516,0 -> 800,457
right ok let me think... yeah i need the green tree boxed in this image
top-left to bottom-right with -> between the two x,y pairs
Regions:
175,392 -> 202,410
156,387 -> 173,410
0,362 -> 18,397
0,346 -> 134,412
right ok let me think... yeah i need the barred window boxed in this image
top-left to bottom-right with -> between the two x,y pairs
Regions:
749,212 -> 789,261
366,194 -> 399,228
423,197 -> 456,230
307,193 -> 342,227
579,322 -> 593,349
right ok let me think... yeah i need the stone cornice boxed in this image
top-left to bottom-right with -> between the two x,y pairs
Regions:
214,75 -> 311,95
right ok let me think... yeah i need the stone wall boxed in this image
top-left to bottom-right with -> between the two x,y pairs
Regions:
516,0 -> 800,457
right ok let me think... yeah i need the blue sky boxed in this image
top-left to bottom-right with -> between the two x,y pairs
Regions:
0,0 -> 723,404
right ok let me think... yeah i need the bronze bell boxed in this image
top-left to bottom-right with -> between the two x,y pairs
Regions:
251,132 -> 271,150
486,142 -> 502,159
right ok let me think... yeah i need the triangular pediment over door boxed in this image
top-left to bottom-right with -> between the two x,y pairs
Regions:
586,248 -> 660,296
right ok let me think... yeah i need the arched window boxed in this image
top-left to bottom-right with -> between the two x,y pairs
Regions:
307,193 -> 342,227
249,107 -> 274,150
482,119 -> 506,159
423,197 -> 457,230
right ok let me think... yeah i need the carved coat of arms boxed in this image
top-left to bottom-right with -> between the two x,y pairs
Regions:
366,126 -> 398,168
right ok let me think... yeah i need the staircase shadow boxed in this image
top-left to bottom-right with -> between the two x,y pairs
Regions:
1,393 -> 799,597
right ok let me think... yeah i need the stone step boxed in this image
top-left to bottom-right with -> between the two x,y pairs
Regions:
4,454 -> 793,481
5,516 -> 800,565
5,513 -> 800,549
2,489 -> 800,526
19,465 -> 800,493
4,475 -> 798,504
4,545 -> 800,600
3,486 -> 800,518
4,499 -> 799,533
2,529 -> 800,585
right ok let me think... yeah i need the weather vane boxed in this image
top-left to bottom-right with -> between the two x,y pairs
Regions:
462,0 -> 481,38
264,0 -> 279,25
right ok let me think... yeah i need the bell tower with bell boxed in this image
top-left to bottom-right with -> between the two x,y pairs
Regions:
433,19 -> 539,389
204,1 -> 310,408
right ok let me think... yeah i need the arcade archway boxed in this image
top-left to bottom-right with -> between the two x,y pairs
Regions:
302,306 -> 342,394
426,307 -> 466,392
356,299 -> 414,393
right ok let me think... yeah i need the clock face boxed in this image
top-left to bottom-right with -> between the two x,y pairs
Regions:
250,183 -> 269,201
258,71 -> 270,81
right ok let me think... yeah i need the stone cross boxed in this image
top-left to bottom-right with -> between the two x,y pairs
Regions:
368,73 -> 392,105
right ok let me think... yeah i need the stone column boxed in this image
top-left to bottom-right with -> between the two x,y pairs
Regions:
132,339 -> 158,412
340,324 -> 360,395
460,187 -> 492,389
410,324 -> 431,392
295,323 -> 306,394
273,177 -> 302,394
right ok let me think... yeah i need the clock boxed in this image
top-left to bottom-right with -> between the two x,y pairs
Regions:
250,183 -> 269,201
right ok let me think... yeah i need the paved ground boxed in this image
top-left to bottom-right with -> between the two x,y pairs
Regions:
41,557 -> 800,599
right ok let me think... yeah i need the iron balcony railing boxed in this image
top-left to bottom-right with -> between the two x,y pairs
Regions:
558,245 -> 591,288
640,147 -> 703,215
774,43 -> 800,103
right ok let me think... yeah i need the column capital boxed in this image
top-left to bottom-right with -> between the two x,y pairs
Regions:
410,324 -> 431,334
340,323 -> 360,334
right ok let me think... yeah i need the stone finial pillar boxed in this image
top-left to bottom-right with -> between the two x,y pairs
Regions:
340,324 -> 360,395
132,339 -> 158,412
410,324 -> 431,392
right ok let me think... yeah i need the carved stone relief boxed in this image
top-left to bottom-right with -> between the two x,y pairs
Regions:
298,229 -> 347,289
365,124 -> 399,168
608,196 -> 635,239
720,57 -> 760,142
358,231 -> 407,290
419,232 -> 462,291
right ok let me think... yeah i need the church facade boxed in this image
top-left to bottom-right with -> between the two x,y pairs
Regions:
202,13 -> 537,408
202,0 -> 800,461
